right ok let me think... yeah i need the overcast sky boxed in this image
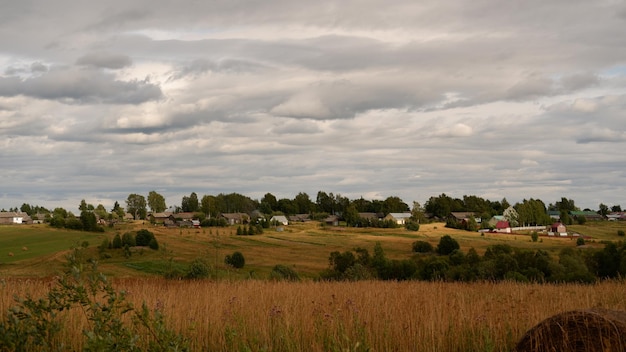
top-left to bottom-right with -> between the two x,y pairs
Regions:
1,0 -> 625,212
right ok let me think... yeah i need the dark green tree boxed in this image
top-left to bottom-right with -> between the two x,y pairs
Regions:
80,211 -> 102,232
343,204 -> 360,226
293,192 -> 314,214
225,251 -> 245,268
598,203 -> 609,217
181,192 -> 199,212
412,241 -> 434,253
436,235 -> 460,255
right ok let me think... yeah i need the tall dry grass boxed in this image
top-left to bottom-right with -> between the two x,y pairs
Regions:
2,278 -> 626,351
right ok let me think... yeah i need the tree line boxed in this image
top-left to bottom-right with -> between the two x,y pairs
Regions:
8,192 -> 623,231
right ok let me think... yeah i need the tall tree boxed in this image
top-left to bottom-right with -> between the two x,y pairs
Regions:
515,199 -> 550,226
343,204 -> 360,226
260,193 -> 278,214
126,194 -> 147,220
293,192 -> 314,214
598,203 -> 609,217
316,191 -> 335,214
79,199 -> 88,212
181,192 -> 199,212
201,195 -> 217,217
147,191 -> 167,213
382,196 -> 409,214
549,197 -> 580,212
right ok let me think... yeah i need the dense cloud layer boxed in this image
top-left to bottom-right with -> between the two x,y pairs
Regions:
1,0 -> 625,211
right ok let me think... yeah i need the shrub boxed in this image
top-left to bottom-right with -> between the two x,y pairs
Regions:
531,232 -> 539,242
436,235 -> 460,256
65,218 -> 84,230
135,229 -> 155,246
618,230 -> 625,237
148,238 -> 159,250
186,258 -> 211,279
225,251 -> 245,268
98,238 -> 110,252
112,234 -> 123,249
269,264 -> 301,281
405,221 -> 420,231
412,240 -> 434,253
576,237 -> 585,246
122,232 -> 136,247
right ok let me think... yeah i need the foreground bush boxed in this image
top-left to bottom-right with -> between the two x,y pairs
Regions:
0,247 -> 189,351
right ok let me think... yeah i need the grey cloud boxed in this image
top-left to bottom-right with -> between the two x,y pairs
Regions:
0,68 -> 161,104
505,75 -> 555,101
170,58 -> 269,80
30,62 -> 48,72
270,120 -> 322,135
577,128 -> 626,144
76,52 -> 133,69
271,79 -> 436,120
559,72 -> 599,92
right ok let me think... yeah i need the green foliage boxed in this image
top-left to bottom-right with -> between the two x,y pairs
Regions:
126,193 -> 147,220
225,251 -> 245,268
618,230 -> 625,237
405,220 -> 420,231
99,238 -> 111,252
531,231 -> 539,242
0,247 -> 189,351
65,217 -> 84,230
436,235 -> 460,255
147,191 -> 167,213
185,258 -> 211,279
412,240 -> 434,253
80,211 -> 103,232
148,238 -> 159,250
576,215 -> 587,225
122,232 -> 136,247
136,229 -> 156,247
515,198 -> 551,226
112,234 -> 123,249
576,237 -> 585,246
269,264 -> 301,281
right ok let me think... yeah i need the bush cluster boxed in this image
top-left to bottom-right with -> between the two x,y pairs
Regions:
236,224 -> 264,235
320,236 -> 626,284
49,211 -> 104,232
104,229 -> 159,254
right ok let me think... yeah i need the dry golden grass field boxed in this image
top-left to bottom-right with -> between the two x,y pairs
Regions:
1,221 -> 626,351
2,278 -> 626,351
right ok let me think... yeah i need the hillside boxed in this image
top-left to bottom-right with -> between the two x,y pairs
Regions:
0,221 -> 623,278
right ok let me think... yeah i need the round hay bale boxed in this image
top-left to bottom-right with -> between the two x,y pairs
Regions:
516,308 -> 626,352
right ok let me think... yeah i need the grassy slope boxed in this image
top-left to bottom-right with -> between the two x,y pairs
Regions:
1,220 -> 625,278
